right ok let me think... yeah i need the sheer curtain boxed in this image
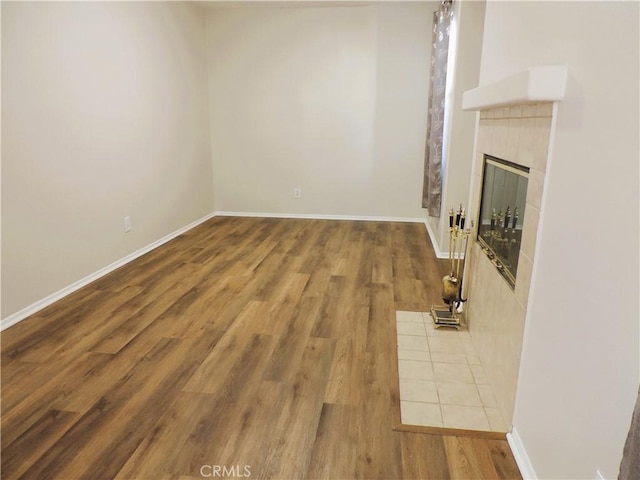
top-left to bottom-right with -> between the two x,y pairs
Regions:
422,0 -> 453,217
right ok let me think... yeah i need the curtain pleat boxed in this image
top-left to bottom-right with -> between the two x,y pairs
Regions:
422,1 -> 453,217
619,387 -> 640,479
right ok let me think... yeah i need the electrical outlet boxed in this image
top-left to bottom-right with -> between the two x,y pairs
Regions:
595,470 -> 605,480
124,216 -> 132,233
294,188 -> 302,199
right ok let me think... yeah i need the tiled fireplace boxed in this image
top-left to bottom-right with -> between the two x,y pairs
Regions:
461,66 -> 566,429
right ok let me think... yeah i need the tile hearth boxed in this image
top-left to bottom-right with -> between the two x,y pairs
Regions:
395,311 -> 507,433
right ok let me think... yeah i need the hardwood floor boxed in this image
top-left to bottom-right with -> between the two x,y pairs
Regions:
1,217 -> 522,479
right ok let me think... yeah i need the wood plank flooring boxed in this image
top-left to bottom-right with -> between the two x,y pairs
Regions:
1,217 -> 522,479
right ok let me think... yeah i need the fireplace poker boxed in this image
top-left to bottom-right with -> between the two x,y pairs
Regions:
456,208 -> 466,279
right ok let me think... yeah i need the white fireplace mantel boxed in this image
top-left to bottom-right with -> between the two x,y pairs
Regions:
462,65 -> 568,111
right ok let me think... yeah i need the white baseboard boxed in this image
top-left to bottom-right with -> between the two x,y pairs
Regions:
507,426 -> 537,480
423,218 -> 466,260
214,210 -> 426,224
423,218 -> 444,258
1,212 -> 217,331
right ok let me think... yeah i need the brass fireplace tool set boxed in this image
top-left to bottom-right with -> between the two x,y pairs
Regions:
431,205 -> 470,329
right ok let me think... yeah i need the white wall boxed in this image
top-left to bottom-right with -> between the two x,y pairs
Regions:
205,4 -> 434,219
1,2 -> 214,318
373,4 -> 436,219
478,2 -> 639,478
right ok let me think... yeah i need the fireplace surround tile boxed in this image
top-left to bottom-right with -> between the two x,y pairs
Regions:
464,101 -> 553,427
537,102 -> 553,117
526,169 -> 545,210
533,116 -> 552,171
522,103 -> 538,118
520,204 -> 540,259
517,117 -> 536,167
506,119 -> 521,160
515,251 -> 534,307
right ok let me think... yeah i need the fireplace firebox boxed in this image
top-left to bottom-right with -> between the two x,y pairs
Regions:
477,155 -> 529,288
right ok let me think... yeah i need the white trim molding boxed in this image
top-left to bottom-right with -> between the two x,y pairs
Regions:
1,212 -> 217,331
462,65 -> 568,111
423,219 -> 448,259
214,211 -> 426,224
423,219 -> 466,260
507,427 -> 538,480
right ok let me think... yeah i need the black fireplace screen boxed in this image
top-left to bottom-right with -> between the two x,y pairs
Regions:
477,155 -> 529,288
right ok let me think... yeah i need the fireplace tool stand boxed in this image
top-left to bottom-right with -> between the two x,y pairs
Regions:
431,205 -> 471,329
